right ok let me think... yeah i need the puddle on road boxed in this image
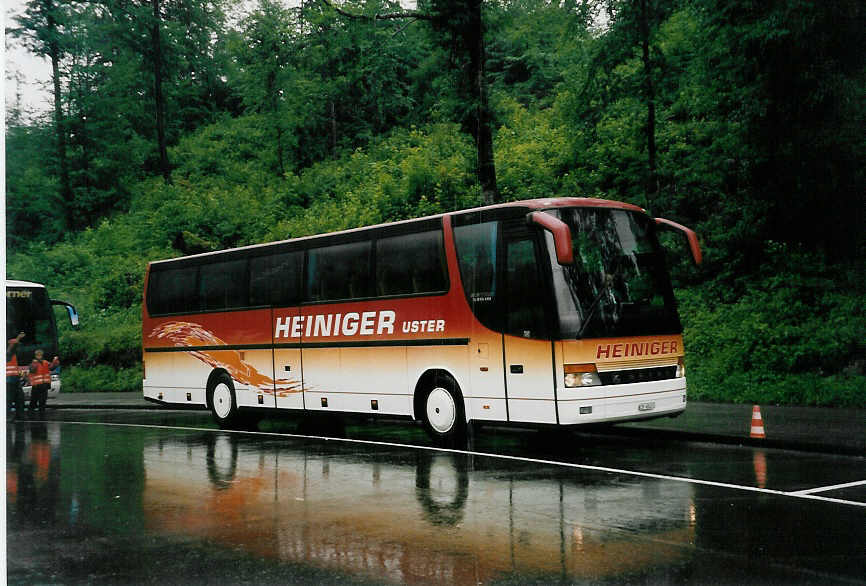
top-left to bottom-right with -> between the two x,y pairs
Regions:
6,420 -> 866,584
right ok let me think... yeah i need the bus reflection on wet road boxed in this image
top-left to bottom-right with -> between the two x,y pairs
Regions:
6,420 -> 866,584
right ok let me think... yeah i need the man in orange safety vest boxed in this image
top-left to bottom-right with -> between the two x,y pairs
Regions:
29,349 -> 59,414
7,332 -> 26,418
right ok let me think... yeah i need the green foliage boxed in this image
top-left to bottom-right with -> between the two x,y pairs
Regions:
679,252 -> 866,407
62,308 -> 142,368
493,98 -> 569,200
486,0 -> 589,108
62,365 -> 143,393
270,124 -> 480,240
4,122 -> 65,249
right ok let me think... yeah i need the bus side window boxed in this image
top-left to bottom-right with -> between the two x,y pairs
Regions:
250,251 -> 302,307
376,230 -> 447,296
306,241 -> 371,302
199,259 -> 248,311
149,266 -> 198,315
454,220 -> 501,331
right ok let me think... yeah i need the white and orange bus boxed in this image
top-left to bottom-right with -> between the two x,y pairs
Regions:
142,197 -> 701,443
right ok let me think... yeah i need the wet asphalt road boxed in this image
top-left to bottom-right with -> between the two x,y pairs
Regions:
6,410 -> 866,584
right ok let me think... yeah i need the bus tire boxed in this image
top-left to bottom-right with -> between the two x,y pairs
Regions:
208,373 -> 239,429
420,375 -> 467,447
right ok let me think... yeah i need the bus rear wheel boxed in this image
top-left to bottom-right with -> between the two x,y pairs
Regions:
421,377 -> 466,447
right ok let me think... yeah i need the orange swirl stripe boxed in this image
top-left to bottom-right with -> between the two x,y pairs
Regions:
151,322 -> 302,396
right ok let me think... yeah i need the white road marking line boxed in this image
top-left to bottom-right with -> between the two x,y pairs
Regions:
790,479 -> 866,495
48,419 -> 866,508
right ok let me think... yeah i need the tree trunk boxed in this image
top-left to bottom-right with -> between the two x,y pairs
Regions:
46,0 -> 72,213
639,0 -> 657,209
152,0 -> 172,184
266,69 -> 286,177
276,124 -> 286,177
76,55 -> 92,214
470,0 -> 498,204
330,101 -> 338,157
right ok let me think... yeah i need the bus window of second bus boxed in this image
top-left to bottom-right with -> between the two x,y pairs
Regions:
6,288 -> 54,346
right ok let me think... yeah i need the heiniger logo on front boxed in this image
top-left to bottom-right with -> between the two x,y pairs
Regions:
596,340 -> 679,359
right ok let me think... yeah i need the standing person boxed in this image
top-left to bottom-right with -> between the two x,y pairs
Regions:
28,349 -> 59,415
7,332 -> 26,418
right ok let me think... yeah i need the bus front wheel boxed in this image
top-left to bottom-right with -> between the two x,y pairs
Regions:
209,373 -> 239,429
421,377 -> 467,447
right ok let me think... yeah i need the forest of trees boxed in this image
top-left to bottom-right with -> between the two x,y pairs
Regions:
5,0 -> 865,405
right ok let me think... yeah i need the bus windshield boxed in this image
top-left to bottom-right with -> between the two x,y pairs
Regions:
547,207 -> 682,339
6,287 -> 57,349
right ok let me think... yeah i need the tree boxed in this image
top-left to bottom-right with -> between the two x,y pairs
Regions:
87,0 -> 229,184
317,0 -> 501,203
232,0 -> 298,177
591,0 -> 672,209
427,0 -> 498,203
5,120 -> 65,248
61,1 -> 149,227
151,0 -> 172,183
11,0 -> 73,215
692,0 -> 866,256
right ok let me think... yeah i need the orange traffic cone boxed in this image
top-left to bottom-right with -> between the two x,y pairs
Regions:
750,405 -> 766,439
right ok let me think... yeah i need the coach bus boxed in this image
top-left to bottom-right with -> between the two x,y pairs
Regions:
6,280 -> 80,399
142,197 -> 701,443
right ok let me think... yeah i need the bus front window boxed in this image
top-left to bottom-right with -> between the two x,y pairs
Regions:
6,288 -> 55,347
547,208 -> 682,339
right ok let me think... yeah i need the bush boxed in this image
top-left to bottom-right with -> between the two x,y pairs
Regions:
268,124 -> 481,241
61,364 -> 142,393
61,307 -> 141,369
678,252 -> 866,407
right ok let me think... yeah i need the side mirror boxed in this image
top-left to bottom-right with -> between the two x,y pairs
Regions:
527,212 -> 574,265
52,300 -> 80,328
654,218 -> 702,265
67,305 -> 80,328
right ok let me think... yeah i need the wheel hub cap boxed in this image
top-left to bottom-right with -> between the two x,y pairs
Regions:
213,383 -> 232,419
427,387 -> 456,434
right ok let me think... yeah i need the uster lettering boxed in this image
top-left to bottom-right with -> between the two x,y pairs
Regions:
401,319 -> 446,334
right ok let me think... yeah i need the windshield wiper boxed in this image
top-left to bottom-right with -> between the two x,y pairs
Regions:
576,273 -> 614,339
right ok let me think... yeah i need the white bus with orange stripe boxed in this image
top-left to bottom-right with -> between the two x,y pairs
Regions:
142,198 -> 702,444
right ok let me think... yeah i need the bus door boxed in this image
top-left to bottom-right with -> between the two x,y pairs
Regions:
251,248 -> 306,411
273,306 -> 304,410
502,229 -> 557,424
453,219 -> 508,421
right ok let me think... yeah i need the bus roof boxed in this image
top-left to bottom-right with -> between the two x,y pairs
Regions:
149,197 -> 647,267
5,280 -> 46,289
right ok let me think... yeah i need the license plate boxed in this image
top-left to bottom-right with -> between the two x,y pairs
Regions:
637,401 -> 656,412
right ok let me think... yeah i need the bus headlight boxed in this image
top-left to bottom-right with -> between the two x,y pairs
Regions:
564,364 -> 601,388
